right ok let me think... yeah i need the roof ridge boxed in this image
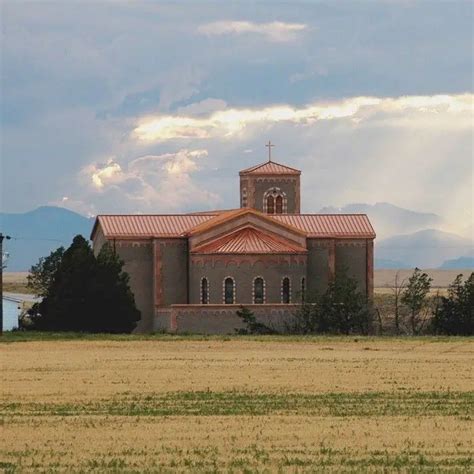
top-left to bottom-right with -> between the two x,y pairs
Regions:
239,160 -> 301,175
97,213 -> 219,217
274,213 -> 371,217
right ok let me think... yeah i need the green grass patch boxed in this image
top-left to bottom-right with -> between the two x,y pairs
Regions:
2,391 -> 472,418
1,330 -> 470,344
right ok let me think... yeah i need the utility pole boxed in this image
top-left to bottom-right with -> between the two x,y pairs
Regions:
0,233 -> 11,336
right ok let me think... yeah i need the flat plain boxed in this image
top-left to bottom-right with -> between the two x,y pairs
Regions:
1,336 -> 472,472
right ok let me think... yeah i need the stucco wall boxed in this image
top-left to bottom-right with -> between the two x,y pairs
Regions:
156,239 -> 188,306
306,239 -> 330,297
336,240 -> 367,294
157,304 -> 300,334
114,241 -> 154,332
189,255 -> 307,305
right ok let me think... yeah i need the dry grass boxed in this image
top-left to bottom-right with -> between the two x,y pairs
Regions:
374,269 -> 473,288
3,272 -> 31,294
1,338 -> 472,472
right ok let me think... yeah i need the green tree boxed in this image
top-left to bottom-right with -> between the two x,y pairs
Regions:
90,243 -> 141,333
290,271 -> 372,335
432,273 -> 473,335
320,271 -> 372,335
26,236 -> 140,333
27,247 -> 65,297
401,268 -> 432,335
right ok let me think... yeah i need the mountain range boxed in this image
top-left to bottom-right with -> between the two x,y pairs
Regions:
1,204 -> 473,271
319,202 -> 443,240
1,206 -> 93,271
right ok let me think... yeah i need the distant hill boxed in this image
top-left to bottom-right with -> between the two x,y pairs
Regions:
319,202 -> 442,239
439,256 -> 474,270
374,258 -> 410,269
377,229 -> 473,269
1,206 -> 93,271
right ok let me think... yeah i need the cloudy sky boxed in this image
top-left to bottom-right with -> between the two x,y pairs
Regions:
1,1 -> 472,234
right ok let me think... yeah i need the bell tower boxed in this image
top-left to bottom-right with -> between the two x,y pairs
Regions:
239,142 -> 301,214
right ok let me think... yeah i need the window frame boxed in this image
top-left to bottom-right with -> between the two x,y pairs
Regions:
223,276 -> 235,304
281,276 -> 291,304
253,276 -> 265,304
200,277 -> 209,304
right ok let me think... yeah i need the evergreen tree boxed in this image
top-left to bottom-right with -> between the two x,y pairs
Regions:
432,273 -> 473,335
289,271 -> 372,335
320,271 -> 372,335
26,235 -> 140,333
90,243 -> 140,333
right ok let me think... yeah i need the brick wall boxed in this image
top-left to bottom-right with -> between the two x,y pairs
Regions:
154,304 -> 300,334
189,254 -> 307,304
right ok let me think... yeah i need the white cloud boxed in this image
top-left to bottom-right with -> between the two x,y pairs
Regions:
88,160 -> 123,189
79,149 -> 218,213
198,20 -> 307,42
134,94 -> 474,142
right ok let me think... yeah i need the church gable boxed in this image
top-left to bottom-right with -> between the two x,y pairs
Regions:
191,226 -> 307,255
239,160 -> 301,176
187,208 -> 307,251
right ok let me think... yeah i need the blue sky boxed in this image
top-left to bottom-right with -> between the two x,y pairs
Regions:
1,1 -> 472,236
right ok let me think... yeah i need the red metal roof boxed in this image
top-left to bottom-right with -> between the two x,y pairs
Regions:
187,208 -> 307,237
272,214 -> 375,238
93,214 -> 215,239
93,212 -> 375,240
239,160 -> 301,175
191,227 -> 307,254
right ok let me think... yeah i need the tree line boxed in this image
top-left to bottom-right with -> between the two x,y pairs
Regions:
18,234 -> 472,336
238,268 -> 473,336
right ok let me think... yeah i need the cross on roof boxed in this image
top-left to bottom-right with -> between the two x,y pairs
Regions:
265,140 -> 274,162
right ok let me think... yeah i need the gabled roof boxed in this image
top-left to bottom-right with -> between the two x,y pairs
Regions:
91,214 -> 215,240
186,208 -> 307,237
239,160 -> 301,176
191,226 -> 307,254
92,211 -> 376,240
272,214 -> 376,238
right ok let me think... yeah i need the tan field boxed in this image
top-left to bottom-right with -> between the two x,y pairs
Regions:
374,268 -> 473,288
1,336 -> 472,472
3,272 -> 30,294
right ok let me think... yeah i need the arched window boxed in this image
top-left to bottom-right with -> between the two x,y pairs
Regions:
224,277 -> 235,304
282,277 -> 291,304
201,277 -> 209,304
301,277 -> 306,303
253,277 -> 265,304
275,195 -> 283,214
263,188 -> 287,214
267,195 -> 275,214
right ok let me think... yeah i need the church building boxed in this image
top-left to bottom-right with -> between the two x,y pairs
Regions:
91,147 -> 375,333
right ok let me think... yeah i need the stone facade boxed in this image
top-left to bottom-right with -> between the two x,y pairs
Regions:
240,176 -> 301,214
155,304 -> 300,334
91,157 -> 375,333
189,254 -> 307,305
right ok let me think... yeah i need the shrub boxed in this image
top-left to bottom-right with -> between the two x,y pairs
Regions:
431,273 -> 473,335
